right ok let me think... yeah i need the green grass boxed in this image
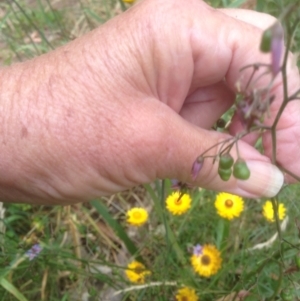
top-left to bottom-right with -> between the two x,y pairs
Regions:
2,183 -> 300,300
1,0 -> 300,300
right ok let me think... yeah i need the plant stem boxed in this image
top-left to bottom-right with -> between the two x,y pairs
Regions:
271,18 -> 300,164
279,165 -> 300,182
266,262 -> 283,301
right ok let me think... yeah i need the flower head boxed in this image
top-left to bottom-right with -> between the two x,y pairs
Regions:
125,261 -> 151,283
126,207 -> 148,227
214,192 -> 244,220
262,200 -> 286,222
166,192 -> 192,215
26,244 -> 42,261
123,0 -> 135,3
193,244 -> 203,256
191,244 -> 222,277
175,287 -> 198,301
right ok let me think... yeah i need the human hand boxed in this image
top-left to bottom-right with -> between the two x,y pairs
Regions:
1,0 -> 299,204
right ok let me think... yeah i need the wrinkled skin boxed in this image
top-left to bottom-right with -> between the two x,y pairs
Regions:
0,0 -> 299,204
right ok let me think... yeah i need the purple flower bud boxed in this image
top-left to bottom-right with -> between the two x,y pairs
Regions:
193,244 -> 203,256
271,22 -> 284,76
26,244 -> 42,261
171,179 -> 180,190
191,156 -> 204,181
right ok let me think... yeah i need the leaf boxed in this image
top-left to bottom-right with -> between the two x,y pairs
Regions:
256,0 -> 265,12
90,199 -> 142,262
228,0 -> 248,8
144,182 -> 187,266
0,277 -> 29,301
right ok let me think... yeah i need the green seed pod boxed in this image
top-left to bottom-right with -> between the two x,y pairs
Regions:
233,159 -> 250,180
260,28 -> 272,53
218,167 -> 232,182
280,289 -> 294,301
219,154 -> 234,170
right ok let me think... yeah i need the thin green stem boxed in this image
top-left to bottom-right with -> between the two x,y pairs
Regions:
199,137 -> 233,157
266,262 -> 283,301
239,62 -> 269,72
279,165 -> 300,182
244,64 -> 260,91
288,88 -> 300,101
199,123 -> 269,165
232,242 -> 300,293
160,181 -> 187,266
44,0 -> 70,39
282,238 -> 300,251
8,2 -> 41,56
271,18 -> 300,164
10,0 -> 54,50
235,139 -> 240,159
271,198 -> 283,243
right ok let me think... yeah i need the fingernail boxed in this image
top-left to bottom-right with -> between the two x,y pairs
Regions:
237,161 -> 284,198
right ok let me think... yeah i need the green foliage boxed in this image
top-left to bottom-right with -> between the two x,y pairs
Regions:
2,183 -> 300,300
0,0 -> 120,62
260,28 -> 272,53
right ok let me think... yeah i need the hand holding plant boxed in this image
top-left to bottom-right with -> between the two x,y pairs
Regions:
1,0 -> 298,204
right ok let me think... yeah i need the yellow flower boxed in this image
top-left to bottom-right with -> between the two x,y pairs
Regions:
262,200 -> 286,222
123,0 -> 135,3
126,207 -> 148,226
175,287 -> 199,301
166,192 -> 192,215
191,244 -> 222,277
125,261 -> 151,283
214,192 -> 244,220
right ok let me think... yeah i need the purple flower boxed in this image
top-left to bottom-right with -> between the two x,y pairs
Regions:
171,179 -> 181,190
193,244 -> 203,256
271,22 -> 284,76
171,180 -> 193,190
26,244 -> 42,261
191,156 -> 204,181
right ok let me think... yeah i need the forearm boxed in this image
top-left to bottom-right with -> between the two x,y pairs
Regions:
0,11 -> 159,204
0,30 -> 112,204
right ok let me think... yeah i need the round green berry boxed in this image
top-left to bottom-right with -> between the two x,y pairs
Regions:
219,154 -> 234,170
218,167 -> 232,182
233,159 -> 250,180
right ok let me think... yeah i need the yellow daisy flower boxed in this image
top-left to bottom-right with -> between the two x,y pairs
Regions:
166,192 -> 192,215
191,244 -> 222,277
175,287 -> 199,301
262,200 -> 286,222
123,0 -> 135,3
214,192 -> 244,220
125,261 -> 151,283
126,207 -> 148,226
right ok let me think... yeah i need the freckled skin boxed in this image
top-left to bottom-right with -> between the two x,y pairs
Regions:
21,126 -> 28,139
0,0 -> 299,204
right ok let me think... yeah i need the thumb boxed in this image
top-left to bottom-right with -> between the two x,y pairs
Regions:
154,106 -> 284,198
